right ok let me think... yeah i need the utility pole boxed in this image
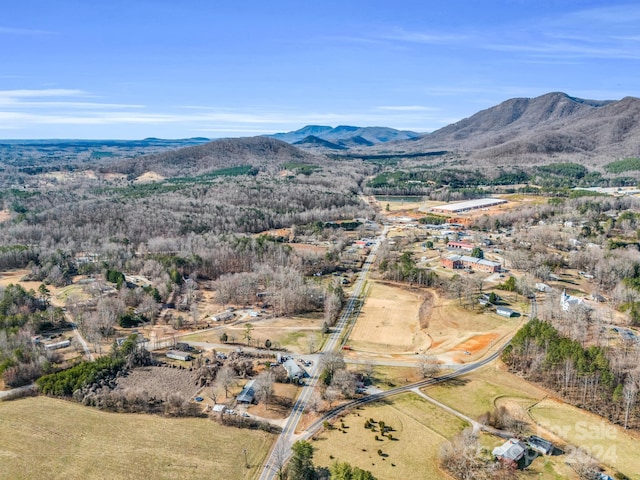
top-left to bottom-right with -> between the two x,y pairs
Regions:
243,448 -> 249,469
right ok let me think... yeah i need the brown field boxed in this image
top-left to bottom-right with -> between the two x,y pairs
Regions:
0,270 -> 92,308
0,269 -> 47,295
135,171 -> 165,183
310,393 -> 468,480
0,396 -> 273,480
348,282 -> 429,354
112,366 -> 201,399
348,282 -> 521,363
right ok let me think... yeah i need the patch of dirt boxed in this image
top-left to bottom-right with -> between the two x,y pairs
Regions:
290,243 -> 328,254
112,366 -> 200,399
135,171 -> 165,183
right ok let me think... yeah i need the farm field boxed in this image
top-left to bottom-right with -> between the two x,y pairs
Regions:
0,396 -> 273,480
310,393 -> 468,480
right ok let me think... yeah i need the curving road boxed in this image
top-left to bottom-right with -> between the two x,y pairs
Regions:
299,346 -> 505,441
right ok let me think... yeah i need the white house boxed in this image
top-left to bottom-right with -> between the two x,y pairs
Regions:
560,289 -> 583,312
535,282 -> 552,293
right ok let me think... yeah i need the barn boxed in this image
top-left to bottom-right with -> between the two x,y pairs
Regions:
496,306 -> 517,318
166,350 -> 192,361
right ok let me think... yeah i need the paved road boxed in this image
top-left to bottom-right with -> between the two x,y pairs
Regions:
68,316 -> 94,362
298,345 -> 506,441
0,383 -> 36,400
259,226 -> 388,480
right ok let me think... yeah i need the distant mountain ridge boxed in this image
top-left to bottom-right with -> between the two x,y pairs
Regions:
373,92 -> 640,165
268,125 -> 420,149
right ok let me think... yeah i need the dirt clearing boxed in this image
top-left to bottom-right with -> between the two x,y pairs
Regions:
112,366 -> 201,399
348,281 -> 430,354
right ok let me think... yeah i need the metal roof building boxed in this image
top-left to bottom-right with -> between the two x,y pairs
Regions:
492,438 -> 527,466
236,380 -> 256,404
432,198 -> 507,213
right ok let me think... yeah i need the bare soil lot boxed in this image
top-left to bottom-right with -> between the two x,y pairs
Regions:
112,366 -> 200,399
0,396 -> 273,480
348,283 -> 521,363
348,282 -> 429,354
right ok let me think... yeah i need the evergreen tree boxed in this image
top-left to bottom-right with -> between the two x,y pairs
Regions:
288,440 -> 316,480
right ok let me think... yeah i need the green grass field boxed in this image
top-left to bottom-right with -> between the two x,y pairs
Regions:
310,393 -> 468,480
423,364 -> 545,419
530,398 -> 640,480
0,396 -> 273,480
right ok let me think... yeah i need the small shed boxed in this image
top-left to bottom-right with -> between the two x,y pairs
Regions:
166,350 -> 192,361
45,339 -> 71,350
496,306 -> 516,318
527,435 -> 554,455
212,404 -> 227,414
236,380 -> 256,404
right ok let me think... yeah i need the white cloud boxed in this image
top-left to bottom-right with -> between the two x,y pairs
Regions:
0,26 -> 55,35
377,28 -> 470,45
376,105 -> 437,112
0,89 -> 88,100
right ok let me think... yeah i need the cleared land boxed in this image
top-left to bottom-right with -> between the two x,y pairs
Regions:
423,363 -> 546,420
112,366 -> 201,399
310,393 -> 468,480
348,283 -> 521,363
348,282 -> 428,354
0,396 -> 273,480
183,315 -> 324,354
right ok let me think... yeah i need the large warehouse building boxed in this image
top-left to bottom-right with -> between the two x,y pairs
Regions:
431,197 -> 507,213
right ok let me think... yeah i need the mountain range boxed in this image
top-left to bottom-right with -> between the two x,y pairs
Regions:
103,92 -> 640,178
372,92 -> 640,166
267,125 -> 421,149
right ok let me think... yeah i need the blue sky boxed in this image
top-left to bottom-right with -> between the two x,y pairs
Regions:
1,0 -> 639,139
